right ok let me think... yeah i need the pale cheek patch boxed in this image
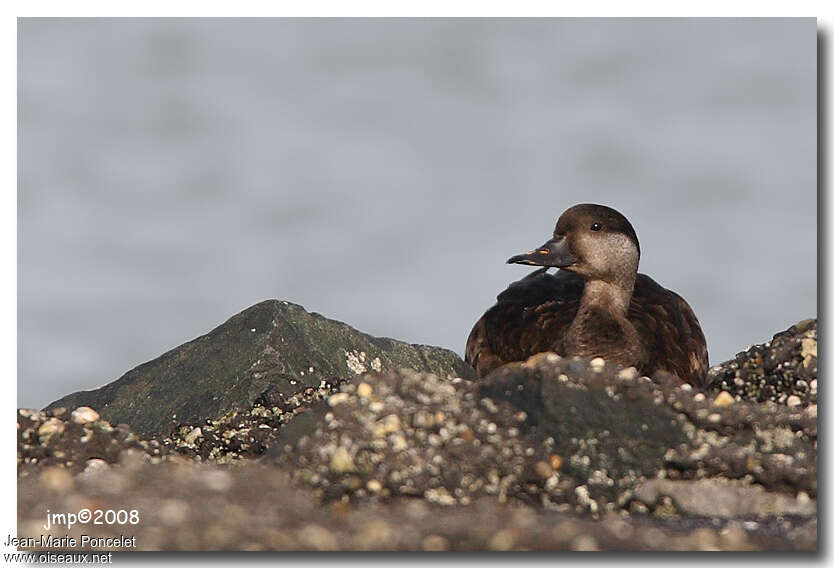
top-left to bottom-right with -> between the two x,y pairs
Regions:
577,233 -> 638,277
607,233 -> 639,260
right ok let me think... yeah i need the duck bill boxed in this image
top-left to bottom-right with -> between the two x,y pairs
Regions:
506,237 -> 577,267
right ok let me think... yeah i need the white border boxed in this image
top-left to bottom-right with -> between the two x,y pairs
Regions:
4,4 -> 829,566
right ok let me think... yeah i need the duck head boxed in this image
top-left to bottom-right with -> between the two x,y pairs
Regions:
507,204 -> 641,283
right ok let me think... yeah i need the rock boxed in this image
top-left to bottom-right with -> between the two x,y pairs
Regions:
617,367 -> 638,380
37,418 -> 65,442
357,382 -> 373,398
329,447 -> 356,473
71,406 -> 100,424
549,454 -> 563,471
164,378 -> 339,463
16,461 -> 815,550
38,467 -> 74,492
18,408 -> 169,477
45,300 -> 476,437
328,393 -> 351,406
633,479 -> 816,517
297,524 -> 338,551
713,391 -> 735,407
570,535 -> 600,551
709,319 -> 817,406
82,458 -> 111,475
200,469 -> 233,492
269,369 -> 557,506
479,359 -> 691,508
533,461 -> 553,478
183,427 -> 203,445
422,535 -> 449,551
19,307 -> 818,551
269,349 -> 816,516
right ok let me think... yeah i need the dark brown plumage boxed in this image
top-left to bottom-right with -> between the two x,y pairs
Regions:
465,204 -> 709,387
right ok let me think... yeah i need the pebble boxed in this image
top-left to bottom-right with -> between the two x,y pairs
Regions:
786,395 -> 801,408
487,529 -> 515,551
373,414 -> 401,437
571,535 -> 600,551
366,479 -> 383,493
800,337 -> 817,360
39,467 -> 74,492
356,519 -> 393,547
713,391 -> 735,407
534,461 -> 553,479
425,488 -> 456,506
617,367 -> 637,380
184,427 -> 203,445
201,469 -> 233,492
480,398 -> 498,414
330,447 -> 356,473
718,525 -> 751,550
357,382 -> 373,398
549,454 -> 564,471
71,406 -> 100,424
297,524 -> 338,551
422,535 -> 449,551
38,418 -> 66,441
390,434 -> 408,452
159,498 -> 189,525
328,393 -> 351,406
83,458 -> 110,475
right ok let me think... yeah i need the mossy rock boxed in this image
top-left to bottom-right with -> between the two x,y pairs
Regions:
45,300 -> 476,438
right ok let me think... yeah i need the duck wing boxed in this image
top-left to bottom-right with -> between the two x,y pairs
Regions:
628,274 -> 710,387
465,269 -> 583,376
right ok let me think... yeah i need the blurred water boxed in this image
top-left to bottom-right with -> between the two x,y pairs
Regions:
18,18 -> 816,409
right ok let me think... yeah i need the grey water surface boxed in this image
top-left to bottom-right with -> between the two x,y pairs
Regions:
18,18 -> 816,408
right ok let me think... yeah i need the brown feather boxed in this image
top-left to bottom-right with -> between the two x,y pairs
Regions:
465,269 -> 709,387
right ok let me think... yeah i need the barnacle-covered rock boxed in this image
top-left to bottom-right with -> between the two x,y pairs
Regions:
708,319 -> 817,406
19,314 -> 817,551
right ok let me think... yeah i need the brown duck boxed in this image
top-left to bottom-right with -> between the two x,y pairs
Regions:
465,203 -> 709,387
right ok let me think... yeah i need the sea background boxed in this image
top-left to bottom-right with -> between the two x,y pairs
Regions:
18,18 -> 816,408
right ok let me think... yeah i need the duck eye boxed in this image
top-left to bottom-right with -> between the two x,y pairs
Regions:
591,222 -> 602,231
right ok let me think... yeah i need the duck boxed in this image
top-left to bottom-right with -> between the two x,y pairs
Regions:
465,203 -> 709,387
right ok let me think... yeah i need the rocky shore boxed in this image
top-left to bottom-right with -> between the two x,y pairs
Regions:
18,302 -> 818,551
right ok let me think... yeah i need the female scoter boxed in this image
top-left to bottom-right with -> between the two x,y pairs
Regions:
465,203 -> 709,387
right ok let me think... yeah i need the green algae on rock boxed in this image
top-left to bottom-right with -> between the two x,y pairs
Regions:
45,300 -> 476,438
